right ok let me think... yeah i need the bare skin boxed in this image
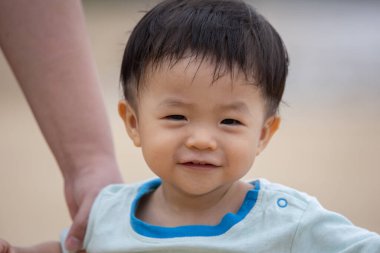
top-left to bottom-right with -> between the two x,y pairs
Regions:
0,0 -> 123,251
137,181 -> 253,227
0,240 -> 67,253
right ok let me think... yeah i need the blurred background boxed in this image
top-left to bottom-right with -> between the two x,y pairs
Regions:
1,0 -> 379,245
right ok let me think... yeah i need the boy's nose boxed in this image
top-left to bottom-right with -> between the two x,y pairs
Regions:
185,128 -> 218,151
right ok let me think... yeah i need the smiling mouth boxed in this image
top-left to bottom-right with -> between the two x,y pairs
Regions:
180,161 -> 219,170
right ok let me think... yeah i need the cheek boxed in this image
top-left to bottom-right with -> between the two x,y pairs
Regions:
139,127 -> 180,172
224,134 -> 260,170
141,142 -> 167,177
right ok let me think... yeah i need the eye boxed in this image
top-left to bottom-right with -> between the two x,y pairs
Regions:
221,118 -> 242,125
165,115 -> 187,121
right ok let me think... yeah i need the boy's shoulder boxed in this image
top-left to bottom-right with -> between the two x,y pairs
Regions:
99,181 -> 141,196
257,179 -> 380,252
94,178 -> 161,205
257,178 -> 315,212
254,179 -> 380,252
82,179 -> 157,249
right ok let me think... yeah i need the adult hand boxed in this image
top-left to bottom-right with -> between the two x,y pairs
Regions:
0,239 -> 12,253
64,164 -> 122,251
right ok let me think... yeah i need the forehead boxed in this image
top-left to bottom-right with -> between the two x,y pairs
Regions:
137,58 -> 266,113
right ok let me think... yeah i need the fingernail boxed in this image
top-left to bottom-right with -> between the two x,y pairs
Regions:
65,236 -> 82,252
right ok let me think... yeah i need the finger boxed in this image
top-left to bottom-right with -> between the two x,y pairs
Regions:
0,239 -> 10,253
64,197 -> 93,252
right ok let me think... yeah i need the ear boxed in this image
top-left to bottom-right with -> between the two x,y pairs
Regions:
256,116 -> 280,156
118,100 -> 141,147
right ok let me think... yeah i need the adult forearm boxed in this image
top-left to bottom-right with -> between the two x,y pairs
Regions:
0,0 -> 117,179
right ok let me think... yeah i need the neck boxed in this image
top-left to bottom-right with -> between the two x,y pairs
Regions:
138,180 -> 253,227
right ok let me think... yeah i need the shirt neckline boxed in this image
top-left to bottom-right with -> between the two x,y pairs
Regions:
130,178 -> 261,238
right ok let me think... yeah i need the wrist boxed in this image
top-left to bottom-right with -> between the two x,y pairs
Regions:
61,154 -> 120,182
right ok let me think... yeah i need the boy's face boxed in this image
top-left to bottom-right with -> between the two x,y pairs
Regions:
119,59 -> 279,196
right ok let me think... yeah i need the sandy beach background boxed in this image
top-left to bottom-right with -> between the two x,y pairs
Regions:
1,0 -> 380,245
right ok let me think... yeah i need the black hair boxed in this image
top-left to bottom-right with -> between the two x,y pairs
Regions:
120,0 -> 289,115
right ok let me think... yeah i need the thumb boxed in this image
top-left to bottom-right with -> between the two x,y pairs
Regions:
64,198 -> 92,252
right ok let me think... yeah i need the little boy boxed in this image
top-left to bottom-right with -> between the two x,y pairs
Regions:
1,0 -> 380,252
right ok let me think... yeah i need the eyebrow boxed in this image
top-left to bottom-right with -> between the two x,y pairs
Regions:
219,102 -> 250,114
158,98 -> 193,108
159,98 -> 250,115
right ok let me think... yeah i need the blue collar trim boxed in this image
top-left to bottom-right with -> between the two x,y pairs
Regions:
130,178 -> 260,238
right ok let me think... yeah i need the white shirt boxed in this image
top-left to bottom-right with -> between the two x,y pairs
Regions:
61,178 -> 380,252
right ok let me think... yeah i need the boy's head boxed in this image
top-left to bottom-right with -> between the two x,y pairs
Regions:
120,0 -> 288,116
118,0 -> 288,195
